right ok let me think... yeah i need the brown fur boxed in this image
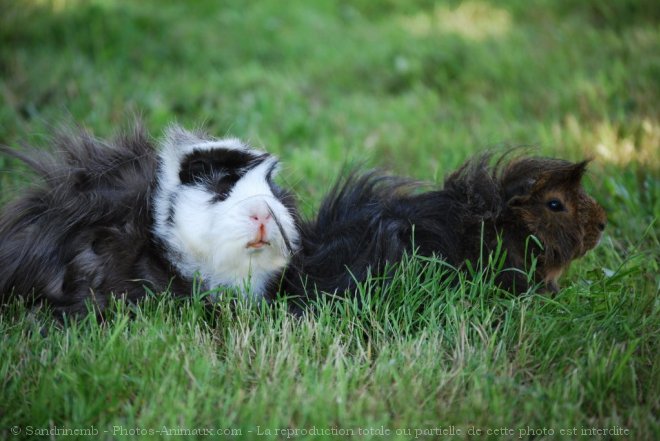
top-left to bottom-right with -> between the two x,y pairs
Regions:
280,154 -> 607,306
492,157 -> 607,291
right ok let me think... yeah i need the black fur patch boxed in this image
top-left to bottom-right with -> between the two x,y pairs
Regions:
179,149 -> 268,202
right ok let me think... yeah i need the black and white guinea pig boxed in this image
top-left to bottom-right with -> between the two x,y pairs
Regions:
0,124 -> 299,317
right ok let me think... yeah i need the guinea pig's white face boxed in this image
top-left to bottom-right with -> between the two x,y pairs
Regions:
153,126 -> 299,299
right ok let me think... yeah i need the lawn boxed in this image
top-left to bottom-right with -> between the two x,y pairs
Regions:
0,0 -> 658,439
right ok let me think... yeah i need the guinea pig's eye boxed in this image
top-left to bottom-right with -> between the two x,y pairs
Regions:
546,199 -> 565,212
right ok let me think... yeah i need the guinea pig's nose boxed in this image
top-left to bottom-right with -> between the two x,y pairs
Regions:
597,222 -> 606,231
249,208 -> 272,225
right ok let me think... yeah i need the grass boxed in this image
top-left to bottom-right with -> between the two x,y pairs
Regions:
1,0 -> 658,439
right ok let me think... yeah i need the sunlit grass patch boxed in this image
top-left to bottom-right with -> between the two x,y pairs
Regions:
400,1 -> 512,41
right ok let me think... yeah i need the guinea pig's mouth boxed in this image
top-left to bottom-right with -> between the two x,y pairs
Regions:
246,239 -> 271,249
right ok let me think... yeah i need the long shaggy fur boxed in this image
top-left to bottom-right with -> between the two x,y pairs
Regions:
0,125 -> 189,316
279,154 -> 606,310
0,124 -> 300,317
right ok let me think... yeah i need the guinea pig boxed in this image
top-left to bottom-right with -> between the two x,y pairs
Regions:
0,124 -> 299,317
278,154 -> 607,308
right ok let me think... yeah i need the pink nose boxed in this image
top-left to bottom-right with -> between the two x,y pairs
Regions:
248,210 -> 271,248
249,212 -> 271,225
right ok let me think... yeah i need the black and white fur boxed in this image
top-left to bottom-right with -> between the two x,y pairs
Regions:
153,126 -> 299,297
0,124 -> 299,317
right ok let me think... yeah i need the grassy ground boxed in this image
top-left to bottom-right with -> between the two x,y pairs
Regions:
1,0 -> 658,439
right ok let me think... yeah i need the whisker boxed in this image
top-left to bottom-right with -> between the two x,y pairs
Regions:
266,201 -> 294,255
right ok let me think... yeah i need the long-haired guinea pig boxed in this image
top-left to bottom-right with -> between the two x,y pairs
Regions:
278,154 -> 606,308
0,124 -> 299,317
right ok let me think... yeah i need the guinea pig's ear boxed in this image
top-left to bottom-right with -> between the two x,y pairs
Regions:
568,160 -> 589,183
530,160 -> 590,194
556,160 -> 590,188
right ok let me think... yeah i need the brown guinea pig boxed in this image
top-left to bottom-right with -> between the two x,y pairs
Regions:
278,154 -> 607,307
485,157 -> 607,292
